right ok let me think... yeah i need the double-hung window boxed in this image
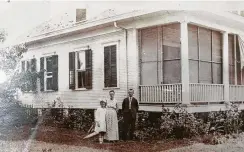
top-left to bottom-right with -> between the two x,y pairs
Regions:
40,55 -> 58,91
76,51 -> 86,89
69,49 -> 92,90
45,57 -> 53,91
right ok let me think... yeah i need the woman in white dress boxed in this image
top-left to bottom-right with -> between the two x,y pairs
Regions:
104,90 -> 119,141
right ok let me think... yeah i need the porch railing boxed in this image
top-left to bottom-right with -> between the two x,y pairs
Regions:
139,84 -> 182,103
229,85 -> 244,102
189,83 -> 224,102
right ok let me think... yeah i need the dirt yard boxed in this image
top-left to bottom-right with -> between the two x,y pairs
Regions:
166,133 -> 244,152
2,124 -> 244,152
0,125 -> 191,152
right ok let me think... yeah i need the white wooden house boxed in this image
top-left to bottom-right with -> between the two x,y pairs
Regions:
17,9 -> 244,112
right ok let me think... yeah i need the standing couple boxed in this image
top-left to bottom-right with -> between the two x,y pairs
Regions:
95,89 -> 139,143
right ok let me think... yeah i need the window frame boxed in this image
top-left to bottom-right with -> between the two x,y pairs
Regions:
75,50 -> 87,90
188,26 -> 223,84
103,41 -> 120,89
44,56 -> 53,91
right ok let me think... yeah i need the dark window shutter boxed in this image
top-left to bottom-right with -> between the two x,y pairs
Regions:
69,52 -> 75,89
20,61 -> 26,92
31,58 -> 37,92
52,55 -> 58,91
21,61 -> 25,72
104,47 -> 111,87
104,45 -> 117,87
110,45 -> 117,87
84,49 -> 92,89
40,57 -> 44,91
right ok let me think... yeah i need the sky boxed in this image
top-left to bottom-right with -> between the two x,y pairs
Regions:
1,0 -> 244,46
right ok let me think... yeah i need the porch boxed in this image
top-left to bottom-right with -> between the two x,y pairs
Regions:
139,84 -> 244,104
137,19 -> 244,111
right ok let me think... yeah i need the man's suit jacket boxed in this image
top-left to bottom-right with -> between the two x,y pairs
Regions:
122,97 -> 139,119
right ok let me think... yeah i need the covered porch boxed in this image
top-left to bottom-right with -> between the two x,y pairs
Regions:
137,15 -> 244,110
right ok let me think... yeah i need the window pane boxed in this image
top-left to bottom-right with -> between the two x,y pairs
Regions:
141,27 -> 158,62
21,61 -> 25,72
77,51 -> 86,71
26,61 -> 30,71
229,65 -> 235,84
46,57 -> 52,72
47,72 -> 52,76
46,78 -> 53,90
78,71 -> 85,88
163,23 -> 180,46
163,60 -> 181,84
237,61 -> 242,85
163,45 -> 180,60
199,27 -> 211,61
213,63 -> 222,84
189,60 -> 199,83
212,31 -> 222,62
199,62 -> 212,83
228,35 -> 235,65
141,62 -> 158,85
188,24 -> 198,60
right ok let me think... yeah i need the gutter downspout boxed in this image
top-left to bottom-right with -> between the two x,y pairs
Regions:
114,21 -> 128,92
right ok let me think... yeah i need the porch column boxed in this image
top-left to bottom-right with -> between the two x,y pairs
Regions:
223,32 -> 229,103
180,21 -> 190,105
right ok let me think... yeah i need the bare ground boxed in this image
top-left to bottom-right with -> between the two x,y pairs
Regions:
165,133 -> 244,152
0,125 -> 191,152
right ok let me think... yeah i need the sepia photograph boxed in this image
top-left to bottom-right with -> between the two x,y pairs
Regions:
1,0 -> 244,151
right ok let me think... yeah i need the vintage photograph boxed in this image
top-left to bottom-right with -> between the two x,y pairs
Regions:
1,0 -> 244,151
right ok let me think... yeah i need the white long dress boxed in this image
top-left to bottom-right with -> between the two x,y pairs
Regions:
94,107 -> 107,133
104,99 -> 119,141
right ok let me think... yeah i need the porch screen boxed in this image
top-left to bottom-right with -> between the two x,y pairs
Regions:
229,34 -> 244,85
140,23 -> 181,85
188,25 -> 222,84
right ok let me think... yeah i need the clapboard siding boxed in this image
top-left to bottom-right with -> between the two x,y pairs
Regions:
20,27 -> 129,109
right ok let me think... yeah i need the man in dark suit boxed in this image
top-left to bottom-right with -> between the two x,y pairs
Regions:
122,89 -> 139,141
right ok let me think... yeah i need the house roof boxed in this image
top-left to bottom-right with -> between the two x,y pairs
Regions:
15,8 -> 146,45
15,9 -> 244,45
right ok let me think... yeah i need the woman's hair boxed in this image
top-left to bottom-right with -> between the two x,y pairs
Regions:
109,90 -> 115,93
100,100 -> 107,106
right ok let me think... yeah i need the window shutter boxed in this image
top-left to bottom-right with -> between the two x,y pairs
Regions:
85,49 -> 92,89
52,55 -> 58,91
31,58 -> 37,92
40,57 -> 44,91
20,61 -> 26,92
110,45 -> 117,87
69,52 -> 75,89
21,61 -> 25,72
104,47 -> 111,87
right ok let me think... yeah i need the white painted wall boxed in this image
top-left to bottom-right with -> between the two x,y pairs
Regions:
20,25 -> 130,109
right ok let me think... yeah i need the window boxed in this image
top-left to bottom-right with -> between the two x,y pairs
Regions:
188,25 -> 222,84
229,34 -> 243,85
104,44 -> 117,88
40,55 -> 58,91
45,57 -> 53,91
140,23 -> 181,85
69,49 -> 92,90
76,51 -> 86,89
